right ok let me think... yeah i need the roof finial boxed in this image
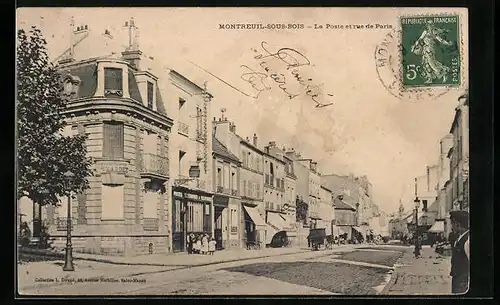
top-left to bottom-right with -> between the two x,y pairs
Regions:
220,108 -> 226,120
124,17 -> 138,50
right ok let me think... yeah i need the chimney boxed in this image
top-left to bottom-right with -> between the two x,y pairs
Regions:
253,133 -> 258,147
311,161 -> 317,172
214,117 -> 230,150
102,29 -> 113,39
229,122 -> 236,133
121,17 -> 142,70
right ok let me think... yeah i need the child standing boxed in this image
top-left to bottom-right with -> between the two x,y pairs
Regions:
208,237 -> 216,255
195,235 -> 202,254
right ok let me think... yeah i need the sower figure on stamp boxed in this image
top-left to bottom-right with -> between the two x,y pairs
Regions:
411,20 -> 453,84
449,210 -> 470,294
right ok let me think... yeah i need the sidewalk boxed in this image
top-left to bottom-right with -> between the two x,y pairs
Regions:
69,246 -> 313,267
382,246 -> 452,295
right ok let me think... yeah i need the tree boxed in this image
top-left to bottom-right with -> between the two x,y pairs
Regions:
296,196 -> 308,225
17,26 -> 93,207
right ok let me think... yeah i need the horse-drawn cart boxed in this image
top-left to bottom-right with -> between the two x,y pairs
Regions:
308,228 -> 337,250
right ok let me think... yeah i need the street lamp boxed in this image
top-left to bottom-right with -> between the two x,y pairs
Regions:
63,170 -> 75,271
413,177 -> 421,258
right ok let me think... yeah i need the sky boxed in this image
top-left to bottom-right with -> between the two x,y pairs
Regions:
17,7 -> 469,214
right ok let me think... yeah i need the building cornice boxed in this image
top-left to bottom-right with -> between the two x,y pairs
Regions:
169,69 -> 213,98
213,152 -> 241,165
63,98 -> 174,131
264,152 -> 286,164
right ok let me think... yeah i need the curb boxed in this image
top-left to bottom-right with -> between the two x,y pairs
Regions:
19,247 -> 310,268
20,244 -> 358,269
379,251 -> 405,295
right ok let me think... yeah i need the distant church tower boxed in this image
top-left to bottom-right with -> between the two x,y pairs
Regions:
398,200 -> 405,219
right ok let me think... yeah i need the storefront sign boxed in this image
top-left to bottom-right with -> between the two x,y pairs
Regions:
96,161 -> 129,174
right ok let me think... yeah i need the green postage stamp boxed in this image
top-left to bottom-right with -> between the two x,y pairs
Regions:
401,15 -> 461,87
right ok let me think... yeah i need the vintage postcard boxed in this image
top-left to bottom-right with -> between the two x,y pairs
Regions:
16,7 -> 469,296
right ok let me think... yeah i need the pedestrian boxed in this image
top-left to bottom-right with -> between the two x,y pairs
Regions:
201,233 -> 209,254
195,234 -> 202,254
208,237 -> 216,255
449,210 -> 470,294
187,233 -> 193,254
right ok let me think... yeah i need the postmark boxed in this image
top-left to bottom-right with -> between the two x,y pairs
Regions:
401,14 -> 461,87
375,13 -> 465,100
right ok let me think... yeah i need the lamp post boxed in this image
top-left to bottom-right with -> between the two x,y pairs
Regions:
413,177 -> 421,258
63,170 -> 75,271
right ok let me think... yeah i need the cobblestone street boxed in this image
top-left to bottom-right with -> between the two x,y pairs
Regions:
18,245 -> 423,296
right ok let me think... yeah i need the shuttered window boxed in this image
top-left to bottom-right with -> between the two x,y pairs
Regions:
147,81 -> 154,109
103,122 -> 124,159
104,68 -> 123,91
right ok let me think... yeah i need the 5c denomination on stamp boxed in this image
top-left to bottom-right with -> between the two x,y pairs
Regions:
401,15 -> 461,87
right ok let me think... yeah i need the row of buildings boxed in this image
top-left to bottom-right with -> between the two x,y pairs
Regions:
18,19 -> 388,256
389,92 -> 469,242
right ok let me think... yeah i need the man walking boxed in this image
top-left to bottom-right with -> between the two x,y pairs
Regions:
449,210 -> 470,294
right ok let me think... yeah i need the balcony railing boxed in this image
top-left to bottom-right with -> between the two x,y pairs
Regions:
178,121 -> 189,135
143,218 -> 159,231
56,217 -> 75,231
140,153 -> 169,178
216,185 -> 232,195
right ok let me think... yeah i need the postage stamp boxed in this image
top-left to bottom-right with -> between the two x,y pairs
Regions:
400,15 -> 461,87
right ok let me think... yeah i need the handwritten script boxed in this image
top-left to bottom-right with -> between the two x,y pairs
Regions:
240,41 -> 334,108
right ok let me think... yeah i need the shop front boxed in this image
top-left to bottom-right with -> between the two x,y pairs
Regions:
242,203 -> 266,249
171,186 -> 214,253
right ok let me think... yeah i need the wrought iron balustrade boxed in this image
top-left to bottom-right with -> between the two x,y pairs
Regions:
140,153 -> 169,177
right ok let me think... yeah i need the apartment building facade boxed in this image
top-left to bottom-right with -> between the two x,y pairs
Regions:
212,135 -> 241,250
319,185 -> 335,235
41,20 -> 175,256
263,142 -> 296,245
449,93 -> 469,213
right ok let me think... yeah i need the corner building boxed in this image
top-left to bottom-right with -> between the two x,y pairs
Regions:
44,21 -> 174,256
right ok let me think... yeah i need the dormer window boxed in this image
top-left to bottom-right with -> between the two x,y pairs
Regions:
147,81 -> 154,109
104,67 -> 123,97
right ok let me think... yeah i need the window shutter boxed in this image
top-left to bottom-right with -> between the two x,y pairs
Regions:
103,122 -> 124,159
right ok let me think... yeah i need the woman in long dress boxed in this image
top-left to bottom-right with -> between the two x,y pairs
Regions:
201,234 -> 209,254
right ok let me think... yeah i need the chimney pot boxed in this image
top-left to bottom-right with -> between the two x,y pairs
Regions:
85,25 -> 88,30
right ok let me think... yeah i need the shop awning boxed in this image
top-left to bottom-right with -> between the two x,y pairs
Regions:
266,226 -> 277,244
243,205 -> 266,227
352,226 -> 363,234
267,211 -> 289,231
338,226 -> 351,235
428,220 -> 445,233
